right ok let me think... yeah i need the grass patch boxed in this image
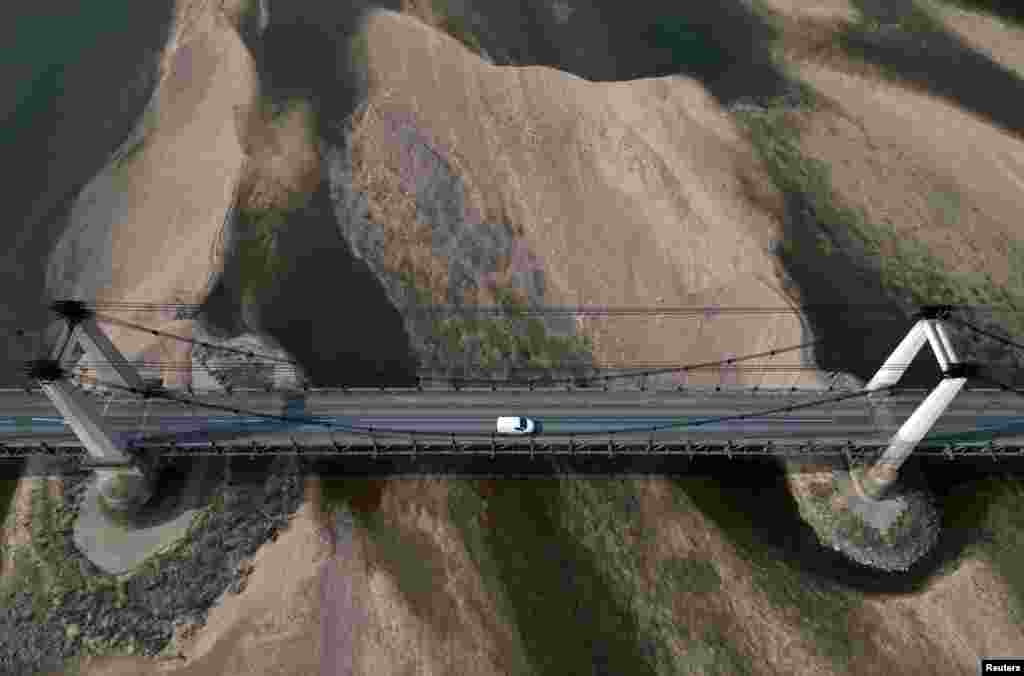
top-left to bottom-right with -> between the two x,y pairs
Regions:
235,188 -> 308,309
431,0 -> 483,54
318,478 -> 386,522
555,478 -> 752,675
928,188 -> 961,227
347,28 -> 371,84
944,476 -> 1024,623
660,556 -> 722,595
359,508 -> 452,624
446,478 -> 658,676
855,2 -> 946,34
932,0 -> 1024,28
556,479 -> 683,675
683,627 -> 755,676
673,476 -> 861,670
0,482 -> 94,621
0,479 -> 15,534
111,103 -> 157,172
29,483 -> 88,609
423,285 -> 593,372
399,269 -> 433,307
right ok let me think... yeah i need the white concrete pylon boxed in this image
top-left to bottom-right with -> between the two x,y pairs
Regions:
860,317 -> 966,498
41,311 -> 153,510
40,380 -> 133,465
39,378 -> 152,509
51,318 -> 145,392
865,320 -> 928,392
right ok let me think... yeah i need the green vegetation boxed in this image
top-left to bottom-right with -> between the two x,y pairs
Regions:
431,0 -> 483,55
447,479 -> 659,676
674,477 -> 861,670
0,483 -> 98,621
682,627 -> 755,676
556,478 -> 755,675
423,285 -> 593,371
0,478 -> 15,536
928,188 -> 962,227
348,29 -> 370,78
398,269 -> 433,307
234,97 -> 317,310
111,103 -> 157,173
853,2 -> 945,34
660,556 -> 722,595
928,0 -> 1024,29
944,477 -> 1024,624
734,98 -> 1024,338
322,480 -> 448,620
0,479 -> 222,660
792,473 -> 918,553
321,481 -> 445,616
448,478 -> 753,675
236,188 -> 308,309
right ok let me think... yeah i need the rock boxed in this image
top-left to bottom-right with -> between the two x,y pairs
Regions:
79,559 -> 99,577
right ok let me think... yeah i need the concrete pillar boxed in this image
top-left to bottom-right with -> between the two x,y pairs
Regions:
40,380 -> 133,465
923,321 -> 951,373
860,376 -> 967,498
69,320 -> 146,392
40,374 -> 152,510
859,314 -> 968,499
865,320 -> 928,392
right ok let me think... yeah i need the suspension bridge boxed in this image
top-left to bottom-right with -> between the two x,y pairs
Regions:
4,300 -> 1024,495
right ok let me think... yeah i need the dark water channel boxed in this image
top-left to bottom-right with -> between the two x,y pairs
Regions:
846,0 -> 1024,140
676,455 -> 1023,595
0,3 -> 174,388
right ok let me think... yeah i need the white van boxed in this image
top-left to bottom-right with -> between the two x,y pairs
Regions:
496,416 -> 537,435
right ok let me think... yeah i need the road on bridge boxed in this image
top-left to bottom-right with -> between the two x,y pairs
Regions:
2,388 -> 1023,446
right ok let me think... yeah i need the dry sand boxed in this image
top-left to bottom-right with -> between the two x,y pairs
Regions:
31,2 -> 1024,674
351,9 -> 816,388
793,60 -> 1024,292
637,478 -> 836,676
857,556 -> 1024,674
72,496 -> 327,676
48,0 -> 259,389
934,2 -> 1024,76
759,0 -> 859,24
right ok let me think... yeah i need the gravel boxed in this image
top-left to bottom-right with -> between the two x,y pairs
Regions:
0,457 -> 305,676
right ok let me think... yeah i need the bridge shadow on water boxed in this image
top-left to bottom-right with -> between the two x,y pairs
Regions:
198,1 -> 422,387
672,456 -> 1023,595
93,459 -> 227,530
309,454 -> 1022,673
198,182 -> 419,387
776,190 -> 944,389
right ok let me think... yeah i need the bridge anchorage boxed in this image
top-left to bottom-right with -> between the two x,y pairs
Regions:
788,305 -> 976,572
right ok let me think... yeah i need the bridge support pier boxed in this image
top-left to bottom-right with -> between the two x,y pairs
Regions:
859,310 -> 970,499
38,378 -> 153,511
34,301 -> 156,512
787,308 -> 966,571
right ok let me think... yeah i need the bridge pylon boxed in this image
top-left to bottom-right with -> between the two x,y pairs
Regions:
32,301 -> 154,511
859,306 -> 973,499
49,301 -> 147,392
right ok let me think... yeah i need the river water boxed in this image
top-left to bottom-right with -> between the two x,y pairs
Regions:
0,3 -> 175,387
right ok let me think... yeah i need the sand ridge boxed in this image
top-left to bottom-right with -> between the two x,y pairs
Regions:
354,9 -> 815,388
